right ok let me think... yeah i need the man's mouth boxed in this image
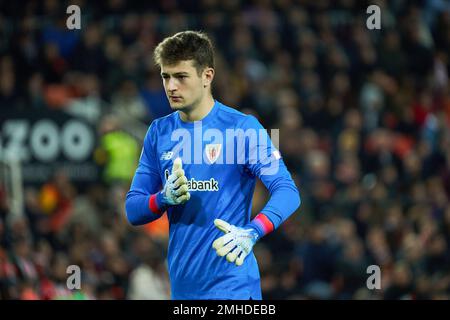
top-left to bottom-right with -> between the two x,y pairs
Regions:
170,96 -> 182,102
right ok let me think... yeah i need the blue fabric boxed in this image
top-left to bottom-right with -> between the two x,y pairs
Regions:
125,100 -> 301,299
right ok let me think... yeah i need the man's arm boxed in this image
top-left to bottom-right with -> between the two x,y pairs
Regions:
249,158 -> 301,237
245,115 -> 301,237
125,123 -> 164,225
212,115 -> 300,265
125,123 -> 190,226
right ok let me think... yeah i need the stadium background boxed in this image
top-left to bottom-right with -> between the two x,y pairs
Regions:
0,0 -> 449,300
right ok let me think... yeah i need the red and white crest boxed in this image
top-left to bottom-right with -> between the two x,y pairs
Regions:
205,144 -> 222,164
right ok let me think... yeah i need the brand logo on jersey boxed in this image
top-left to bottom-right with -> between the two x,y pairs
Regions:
161,151 -> 174,160
164,169 -> 219,191
205,144 -> 222,164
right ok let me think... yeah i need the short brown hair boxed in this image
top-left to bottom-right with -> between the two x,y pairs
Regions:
154,31 -> 215,75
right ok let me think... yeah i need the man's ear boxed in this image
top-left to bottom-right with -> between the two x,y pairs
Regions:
203,68 -> 215,88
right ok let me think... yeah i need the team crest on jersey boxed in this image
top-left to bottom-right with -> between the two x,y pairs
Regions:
205,144 -> 222,164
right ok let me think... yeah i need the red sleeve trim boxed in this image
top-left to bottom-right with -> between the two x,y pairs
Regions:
149,194 -> 163,215
253,213 -> 274,235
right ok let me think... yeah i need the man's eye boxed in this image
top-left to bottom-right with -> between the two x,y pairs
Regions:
178,75 -> 187,79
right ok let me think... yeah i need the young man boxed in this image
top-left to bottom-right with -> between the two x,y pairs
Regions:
125,31 -> 301,300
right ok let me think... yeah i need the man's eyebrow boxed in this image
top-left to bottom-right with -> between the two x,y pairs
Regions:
161,72 -> 189,76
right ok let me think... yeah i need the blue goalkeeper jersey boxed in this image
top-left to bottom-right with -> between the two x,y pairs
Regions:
125,100 -> 300,300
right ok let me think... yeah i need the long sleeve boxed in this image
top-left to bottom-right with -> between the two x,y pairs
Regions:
254,160 -> 301,234
125,122 -> 165,225
242,115 -> 301,237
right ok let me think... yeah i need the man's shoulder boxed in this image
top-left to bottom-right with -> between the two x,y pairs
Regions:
149,112 -> 177,128
143,112 -> 177,141
217,101 -> 246,117
156,111 -> 178,122
217,102 -> 263,129
216,101 -> 256,123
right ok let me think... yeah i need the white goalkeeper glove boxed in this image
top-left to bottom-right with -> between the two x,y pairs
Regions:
212,219 -> 259,266
159,157 -> 190,206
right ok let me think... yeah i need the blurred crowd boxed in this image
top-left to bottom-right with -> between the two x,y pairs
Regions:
1,0 -> 450,300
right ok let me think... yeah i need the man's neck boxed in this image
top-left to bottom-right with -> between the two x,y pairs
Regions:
179,95 -> 215,122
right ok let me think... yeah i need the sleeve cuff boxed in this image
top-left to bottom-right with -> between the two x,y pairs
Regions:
249,213 -> 274,238
148,193 -> 166,215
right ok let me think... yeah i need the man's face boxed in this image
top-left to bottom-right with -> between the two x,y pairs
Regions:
161,60 -> 206,111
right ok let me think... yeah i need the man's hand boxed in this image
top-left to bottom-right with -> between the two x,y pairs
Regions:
161,157 -> 190,206
212,219 -> 259,266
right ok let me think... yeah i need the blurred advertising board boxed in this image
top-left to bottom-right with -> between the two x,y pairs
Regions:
0,109 -> 98,184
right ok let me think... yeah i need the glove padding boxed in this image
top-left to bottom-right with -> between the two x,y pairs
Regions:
161,157 -> 190,206
212,219 -> 259,266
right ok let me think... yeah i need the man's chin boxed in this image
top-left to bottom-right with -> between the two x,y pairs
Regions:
169,102 -> 188,111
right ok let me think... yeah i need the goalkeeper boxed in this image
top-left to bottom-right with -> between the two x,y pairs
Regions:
125,31 -> 301,300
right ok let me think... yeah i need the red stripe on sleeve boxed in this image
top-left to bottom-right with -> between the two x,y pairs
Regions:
254,213 -> 274,235
149,194 -> 163,215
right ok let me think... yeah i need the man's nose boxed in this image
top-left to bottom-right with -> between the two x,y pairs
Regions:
167,78 -> 178,92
